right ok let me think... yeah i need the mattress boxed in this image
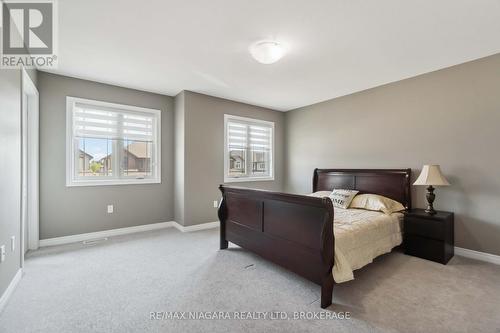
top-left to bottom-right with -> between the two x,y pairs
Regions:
308,191 -> 403,283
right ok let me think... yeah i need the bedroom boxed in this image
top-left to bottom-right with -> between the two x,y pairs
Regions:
0,1 -> 499,332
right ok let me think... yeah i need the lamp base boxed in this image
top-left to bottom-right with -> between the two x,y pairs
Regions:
425,186 -> 436,215
425,207 -> 437,215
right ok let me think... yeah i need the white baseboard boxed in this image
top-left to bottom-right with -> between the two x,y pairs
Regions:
173,221 -> 219,232
39,221 -> 175,247
455,246 -> 500,265
39,220 -> 220,247
0,269 -> 22,314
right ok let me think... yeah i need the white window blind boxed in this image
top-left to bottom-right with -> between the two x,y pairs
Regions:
227,122 -> 272,150
73,102 -> 155,142
224,115 -> 274,182
66,97 -> 161,187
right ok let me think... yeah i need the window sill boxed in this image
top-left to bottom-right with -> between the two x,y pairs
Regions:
224,176 -> 275,183
66,178 -> 161,187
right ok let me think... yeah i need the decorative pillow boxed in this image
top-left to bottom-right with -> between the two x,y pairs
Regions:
329,189 -> 359,209
349,194 -> 405,214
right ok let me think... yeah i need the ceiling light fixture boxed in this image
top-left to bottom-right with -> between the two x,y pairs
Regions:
249,40 -> 286,64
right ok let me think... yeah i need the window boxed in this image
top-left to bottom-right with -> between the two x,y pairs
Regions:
66,97 -> 161,186
224,114 -> 274,182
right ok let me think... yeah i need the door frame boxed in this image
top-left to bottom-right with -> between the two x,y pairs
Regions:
21,68 -> 40,264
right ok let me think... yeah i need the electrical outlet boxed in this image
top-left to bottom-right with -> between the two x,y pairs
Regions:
11,236 -> 15,252
107,205 -> 114,214
213,200 -> 218,208
0,245 -> 5,262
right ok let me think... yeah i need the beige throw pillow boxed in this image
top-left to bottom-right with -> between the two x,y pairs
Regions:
329,189 -> 359,209
350,194 -> 405,214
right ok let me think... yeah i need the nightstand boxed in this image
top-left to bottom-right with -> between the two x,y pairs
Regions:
404,209 -> 454,264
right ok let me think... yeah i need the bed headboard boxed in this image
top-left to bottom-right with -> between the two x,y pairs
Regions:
313,168 -> 412,210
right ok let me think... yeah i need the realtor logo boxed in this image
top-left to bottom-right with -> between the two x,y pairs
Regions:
1,0 -> 57,68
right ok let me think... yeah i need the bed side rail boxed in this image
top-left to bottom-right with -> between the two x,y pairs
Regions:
218,185 -> 334,297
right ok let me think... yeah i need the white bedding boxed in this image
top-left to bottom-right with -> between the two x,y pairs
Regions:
333,208 -> 403,283
308,191 -> 403,283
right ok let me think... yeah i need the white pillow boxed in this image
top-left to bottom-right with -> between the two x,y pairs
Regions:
349,194 -> 405,214
329,189 -> 359,209
307,191 -> 333,198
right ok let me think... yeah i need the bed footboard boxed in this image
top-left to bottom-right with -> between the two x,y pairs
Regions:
218,185 -> 335,308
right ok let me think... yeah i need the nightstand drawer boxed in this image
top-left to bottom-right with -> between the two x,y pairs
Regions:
405,217 -> 444,240
404,235 -> 447,264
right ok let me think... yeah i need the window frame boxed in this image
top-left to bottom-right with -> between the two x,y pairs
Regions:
65,96 -> 162,187
224,114 -> 275,183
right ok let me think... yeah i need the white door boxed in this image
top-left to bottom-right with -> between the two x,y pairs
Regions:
22,92 -> 29,254
21,69 -> 39,261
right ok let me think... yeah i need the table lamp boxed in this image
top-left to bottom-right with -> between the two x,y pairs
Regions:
413,165 -> 450,215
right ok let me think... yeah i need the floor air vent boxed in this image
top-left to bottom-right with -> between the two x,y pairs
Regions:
82,238 -> 108,245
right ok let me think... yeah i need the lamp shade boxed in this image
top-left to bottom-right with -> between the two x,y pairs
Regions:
413,165 -> 450,186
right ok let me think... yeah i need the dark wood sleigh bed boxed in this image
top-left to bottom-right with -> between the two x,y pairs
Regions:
218,168 -> 412,308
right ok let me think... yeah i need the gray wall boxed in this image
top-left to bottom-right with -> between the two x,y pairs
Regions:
0,62 -> 37,298
178,91 -> 285,226
38,72 -> 175,239
285,53 -> 500,256
0,70 -> 22,297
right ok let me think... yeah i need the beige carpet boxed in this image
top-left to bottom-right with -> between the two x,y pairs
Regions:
0,227 -> 499,333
